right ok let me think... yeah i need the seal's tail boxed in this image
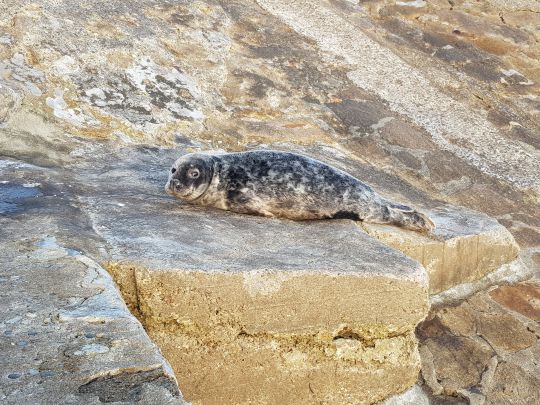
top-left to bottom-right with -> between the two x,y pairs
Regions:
383,202 -> 435,233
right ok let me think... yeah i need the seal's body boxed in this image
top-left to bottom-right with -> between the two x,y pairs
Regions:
165,150 -> 434,232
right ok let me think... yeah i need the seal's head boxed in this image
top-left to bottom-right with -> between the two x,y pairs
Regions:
165,153 -> 214,201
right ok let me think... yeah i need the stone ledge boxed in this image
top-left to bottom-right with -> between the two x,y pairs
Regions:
129,265 -> 424,404
363,205 -> 520,294
95,202 -> 429,404
2,139 -> 523,404
0,235 -> 186,405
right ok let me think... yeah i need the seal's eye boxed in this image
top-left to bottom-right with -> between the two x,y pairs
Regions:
171,168 -> 176,174
188,168 -> 200,179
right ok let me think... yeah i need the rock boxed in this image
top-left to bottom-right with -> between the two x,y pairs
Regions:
0,123 -> 531,405
256,0 -> 540,190
0,86 -> 19,124
1,0 -> 539,403
0,161 -> 187,405
429,257 -> 532,307
475,311 -> 537,353
489,281 -> 540,321
363,205 -> 520,294
0,133 -> 434,404
99,204 -> 429,404
377,384 -> 430,405
417,284 -> 540,404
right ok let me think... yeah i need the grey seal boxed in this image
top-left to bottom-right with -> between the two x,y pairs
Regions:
165,150 -> 434,233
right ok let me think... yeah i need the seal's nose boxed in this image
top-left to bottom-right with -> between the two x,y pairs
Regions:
165,178 -> 179,194
166,179 -> 181,196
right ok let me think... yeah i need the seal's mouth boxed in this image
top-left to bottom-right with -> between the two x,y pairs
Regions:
165,180 -> 196,199
165,182 -> 174,196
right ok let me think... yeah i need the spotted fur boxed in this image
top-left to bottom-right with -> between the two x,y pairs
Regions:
165,150 -> 435,233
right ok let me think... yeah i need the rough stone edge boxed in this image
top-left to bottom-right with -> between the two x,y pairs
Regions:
376,384 -> 429,405
113,262 -> 427,404
430,256 -> 533,307
106,262 -> 429,334
63,253 -> 186,402
360,215 -> 521,295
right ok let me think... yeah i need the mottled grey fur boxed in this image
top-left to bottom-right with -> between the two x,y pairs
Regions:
165,150 -> 434,232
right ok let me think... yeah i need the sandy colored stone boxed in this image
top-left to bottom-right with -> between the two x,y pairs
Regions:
73,149 -> 430,403
364,205 -> 520,294
151,329 -> 419,405
100,211 -> 429,404
131,268 -> 426,337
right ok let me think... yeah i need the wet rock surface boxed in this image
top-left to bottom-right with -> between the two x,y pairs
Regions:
1,0 -> 539,403
0,160 -> 186,404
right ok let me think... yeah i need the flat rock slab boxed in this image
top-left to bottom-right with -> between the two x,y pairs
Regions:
364,205 -> 520,294
77,143 -> 519,403
417,280 -> 540,404
94,197 -> 429,404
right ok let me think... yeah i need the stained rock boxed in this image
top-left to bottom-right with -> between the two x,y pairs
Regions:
489,281 -> 540,321
417,285 -> 540,404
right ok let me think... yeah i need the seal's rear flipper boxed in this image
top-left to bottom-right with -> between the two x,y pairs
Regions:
382,202 -> 435,233
403,210 -> 435,233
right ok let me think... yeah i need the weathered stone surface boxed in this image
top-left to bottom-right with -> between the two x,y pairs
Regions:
148,322 -> 420,405
0,133 -> 432,404
1,0 -> 539,403
377,384 -> 429,405
417,282 -> 540,404
2,103 -> 522,404
78,151 -> 429,404
489,281 -> 540,322
363,205 -> 520,294
429,257 -> 532,307
103,216 -> 428,331
257,0 -> 539,189
0,161 -> 186,404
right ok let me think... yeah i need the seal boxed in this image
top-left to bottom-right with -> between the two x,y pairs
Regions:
165,150 -> 435,233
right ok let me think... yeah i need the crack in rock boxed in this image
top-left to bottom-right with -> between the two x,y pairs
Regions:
78,367 -> 180,403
